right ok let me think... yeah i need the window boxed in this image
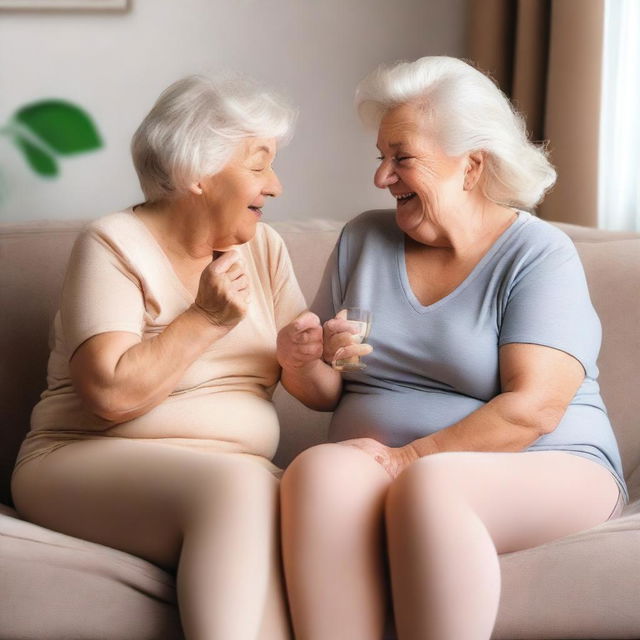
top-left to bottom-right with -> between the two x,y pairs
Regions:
599,0 -> 640,231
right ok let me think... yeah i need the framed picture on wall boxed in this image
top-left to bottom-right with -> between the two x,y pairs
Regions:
0,0 -> 128,9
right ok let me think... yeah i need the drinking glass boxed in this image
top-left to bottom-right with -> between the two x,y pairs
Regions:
331,307 -> 372,372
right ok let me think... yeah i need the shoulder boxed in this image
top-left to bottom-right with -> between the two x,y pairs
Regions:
513,212 -> 576,254
342,209 -> 396,238
506,212 -> 579,271
70,209 -> 153,276
337,209 -> 397,256
83,209 -> 140,236
77,209 -> 144,250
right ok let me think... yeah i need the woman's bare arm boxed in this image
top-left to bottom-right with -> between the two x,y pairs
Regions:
408,343 -> 585,457
70,250 -> 248,423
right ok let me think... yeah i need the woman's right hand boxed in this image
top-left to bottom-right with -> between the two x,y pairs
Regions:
322,309 -> 373,365
192,250 -> 250,329
277,311 -> 324,370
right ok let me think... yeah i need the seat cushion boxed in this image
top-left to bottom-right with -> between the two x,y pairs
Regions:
0,505 -> 183,639
494,498 -> 640,639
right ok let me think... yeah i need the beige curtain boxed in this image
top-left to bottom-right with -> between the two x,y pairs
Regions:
468,0 -> 605,227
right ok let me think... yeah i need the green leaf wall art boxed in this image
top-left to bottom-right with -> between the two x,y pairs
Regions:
1,99 -> 103,178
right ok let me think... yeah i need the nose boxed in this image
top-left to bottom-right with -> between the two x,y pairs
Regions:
265,168 -> 283,198
374,159 -> 398,189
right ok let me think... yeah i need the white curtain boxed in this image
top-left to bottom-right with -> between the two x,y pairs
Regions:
599,0 -> 640,231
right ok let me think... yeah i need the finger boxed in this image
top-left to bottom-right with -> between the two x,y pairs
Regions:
292,327 -> 323,345
333,343 -> 373,359
226,263 -> 246,281
292,310 -> 321,333
336,309 -> 348,320
232,275 -> 250,291
328,332 -> 360,352
297,344 -> 323,357
325,318 -> 361,336
213,249 -> 242,274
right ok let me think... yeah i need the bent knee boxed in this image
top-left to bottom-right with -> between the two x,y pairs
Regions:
282,443 -> 390,505
387,453 -> 463,512
284,443 -> 386,485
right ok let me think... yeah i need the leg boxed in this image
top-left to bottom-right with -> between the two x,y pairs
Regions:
11,439 -> 291,640
385,451 -> 621,640
280,443 -> 392,640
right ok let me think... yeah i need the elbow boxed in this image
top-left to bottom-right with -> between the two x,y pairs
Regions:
533,405 -> 566,436
78,388 -> 137,424
502,393 -> 566,438
521,404 -> 566,437
88,402 -> 127,424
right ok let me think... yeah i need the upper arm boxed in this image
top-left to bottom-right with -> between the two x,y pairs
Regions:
62,227 -> 145,415
499,343 -> 585,432
498,235 -> 601,379
69,331 -> 141,415
497,231 -> 601,433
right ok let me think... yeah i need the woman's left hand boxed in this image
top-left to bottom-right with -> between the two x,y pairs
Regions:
339,437 -> 419,479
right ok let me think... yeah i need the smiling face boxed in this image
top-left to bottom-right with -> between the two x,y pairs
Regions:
198,136 -> 282,248
374,102 -> 473,243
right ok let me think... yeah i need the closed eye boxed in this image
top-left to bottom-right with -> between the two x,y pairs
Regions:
376,155 -> 412,163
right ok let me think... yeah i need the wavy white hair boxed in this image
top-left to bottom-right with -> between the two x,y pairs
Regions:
355,56 -> 556,210
131,74 -> 296,203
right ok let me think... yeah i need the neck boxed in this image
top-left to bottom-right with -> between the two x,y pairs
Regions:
134,196 -> 233,260
409,198 -> 517,259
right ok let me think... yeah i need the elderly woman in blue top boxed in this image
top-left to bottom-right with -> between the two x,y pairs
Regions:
276,56 -> 627,640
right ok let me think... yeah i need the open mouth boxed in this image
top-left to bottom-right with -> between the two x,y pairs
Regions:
394,192 -> 416,206
248,205 -> 263,218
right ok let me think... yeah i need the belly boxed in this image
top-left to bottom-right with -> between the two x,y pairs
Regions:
106,390 -> 281,459
330,388 -> 485,447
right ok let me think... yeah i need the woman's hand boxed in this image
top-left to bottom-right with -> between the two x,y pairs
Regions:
277,311 -> 324,371
339,437 -> 419,479
322,309 -> 373,366
192,250 -> 250,330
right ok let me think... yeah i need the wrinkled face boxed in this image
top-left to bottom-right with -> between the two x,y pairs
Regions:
201,137 -> 282,248
374,102 -> 468,241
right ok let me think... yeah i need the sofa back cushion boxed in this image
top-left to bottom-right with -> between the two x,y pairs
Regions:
0,214 -> 638,507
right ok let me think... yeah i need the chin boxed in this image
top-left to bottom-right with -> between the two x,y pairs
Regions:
395,205 -> 426,234
234,224 -> 259,246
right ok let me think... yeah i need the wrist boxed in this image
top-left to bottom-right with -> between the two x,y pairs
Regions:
281,357 -> 325,376
186,304 -> 231,337
410,435 -> 440,459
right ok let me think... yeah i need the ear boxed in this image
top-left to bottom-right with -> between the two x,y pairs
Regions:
188,181 -> 204,196
463,150 -> 484,191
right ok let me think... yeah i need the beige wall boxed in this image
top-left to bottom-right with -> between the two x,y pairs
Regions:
0,0 -> 468,223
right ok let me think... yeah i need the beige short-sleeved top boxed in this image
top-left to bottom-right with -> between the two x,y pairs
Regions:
14,209 -> 306,472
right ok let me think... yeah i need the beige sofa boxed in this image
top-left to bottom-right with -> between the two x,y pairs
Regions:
1,212 -> 639,640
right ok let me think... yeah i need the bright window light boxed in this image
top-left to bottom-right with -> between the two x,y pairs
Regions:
599,0 -> 640,231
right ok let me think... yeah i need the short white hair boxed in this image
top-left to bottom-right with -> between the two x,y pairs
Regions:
131,74 -> 296,203
355,56 -> 556,210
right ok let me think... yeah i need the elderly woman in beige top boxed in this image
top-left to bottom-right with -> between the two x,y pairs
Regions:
11,75 -> 305,640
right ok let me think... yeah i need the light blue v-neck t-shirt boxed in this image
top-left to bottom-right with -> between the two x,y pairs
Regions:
311,209 -> 627,502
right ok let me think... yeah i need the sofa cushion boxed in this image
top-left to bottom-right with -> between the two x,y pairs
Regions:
495,498 -> 640,639
0,507 -> 183,639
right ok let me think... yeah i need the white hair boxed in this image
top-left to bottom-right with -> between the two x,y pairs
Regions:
131,74 -> 296,203
355,56 -> 556,210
